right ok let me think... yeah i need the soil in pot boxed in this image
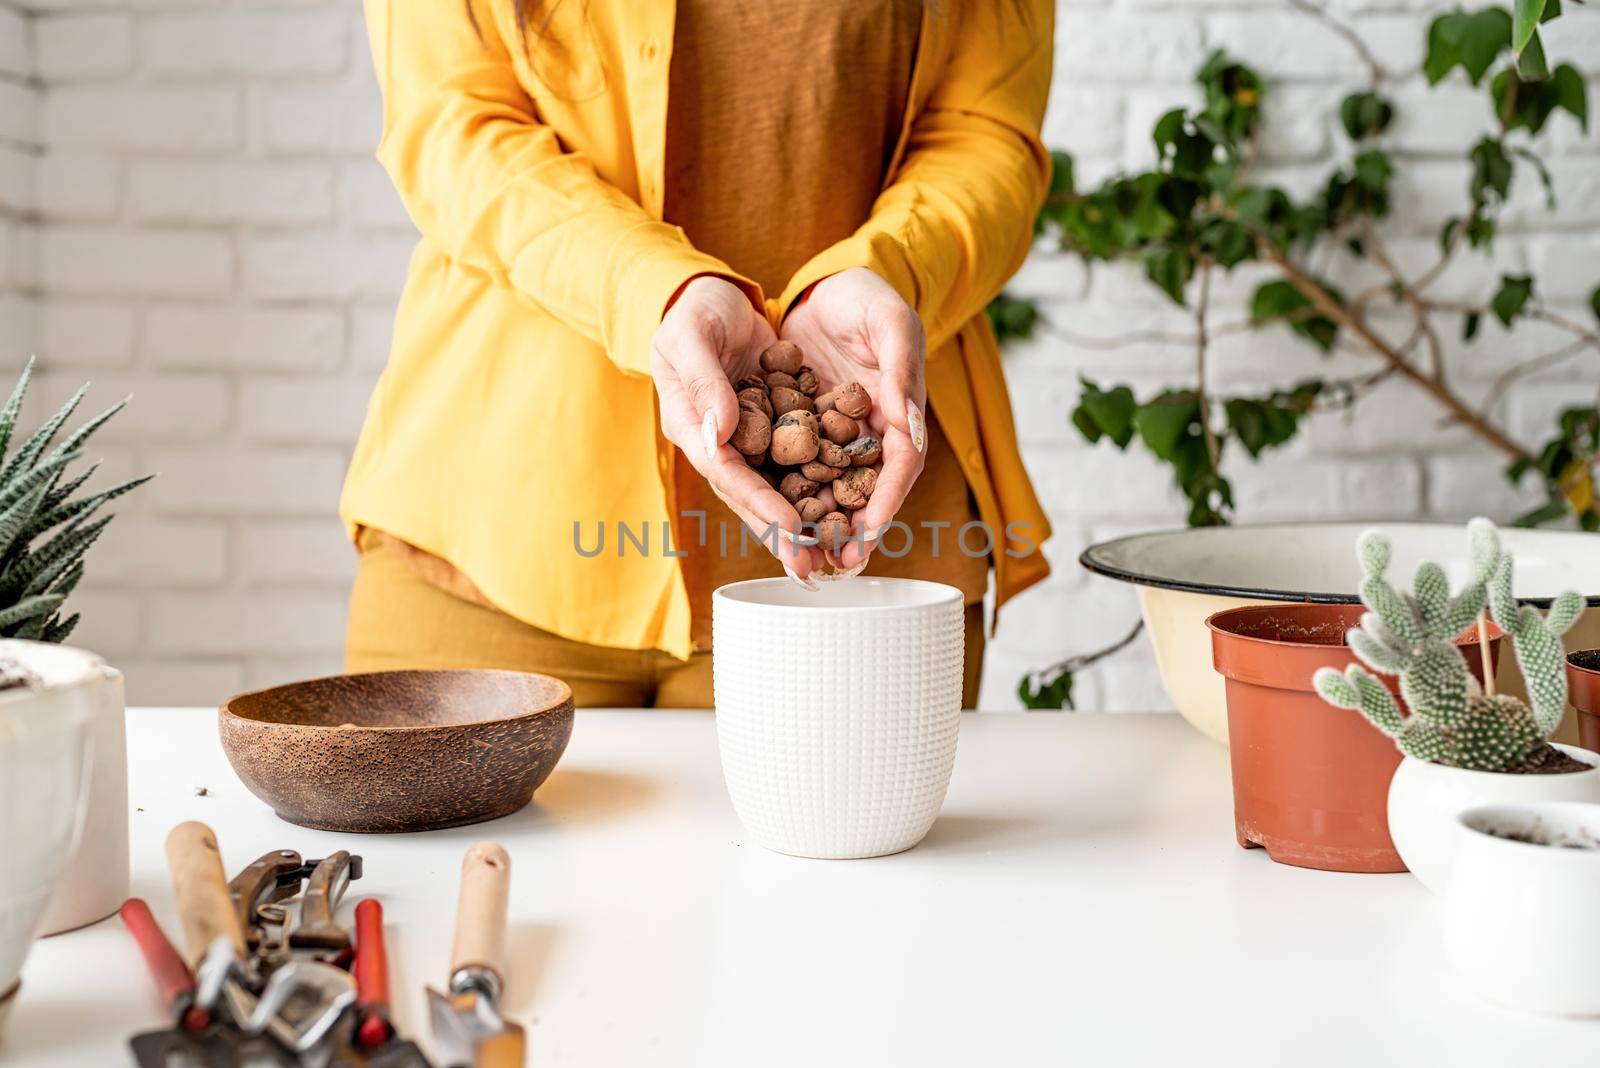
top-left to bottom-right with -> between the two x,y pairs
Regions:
1570,650 -> 1600,754
1208,603 -> 1499,874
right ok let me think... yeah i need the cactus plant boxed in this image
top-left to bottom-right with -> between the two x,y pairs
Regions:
0,358 -> 151,643
1313,518 -> 1583,773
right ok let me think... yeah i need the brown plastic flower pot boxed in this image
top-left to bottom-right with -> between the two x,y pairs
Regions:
1570,650 -> 1600,752
1207,603 -> 1500,874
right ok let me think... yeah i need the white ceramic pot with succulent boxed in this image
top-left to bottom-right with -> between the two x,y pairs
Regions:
1315,519 -> 1600,893
1442,802 -> 1600,1016
0,360 -> 148,932
0,644 -> 98,1034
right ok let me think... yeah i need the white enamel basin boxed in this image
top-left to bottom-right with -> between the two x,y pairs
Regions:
1080,522 -> 1600,745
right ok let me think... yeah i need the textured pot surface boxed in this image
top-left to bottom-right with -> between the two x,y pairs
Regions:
0,642 -> 97,1022
1087,522 -> 1600,747
38,665 -> 126,936
714,577 -> 964,859
1444,802 -> 1600,1015
1388,743 -> 1600,894
220,669 -> 574,833
1569,651 -> 1600,752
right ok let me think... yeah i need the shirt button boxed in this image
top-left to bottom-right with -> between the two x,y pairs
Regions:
967,448 -> 984,468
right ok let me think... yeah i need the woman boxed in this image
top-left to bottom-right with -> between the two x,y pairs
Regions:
342,0 -> 1054,708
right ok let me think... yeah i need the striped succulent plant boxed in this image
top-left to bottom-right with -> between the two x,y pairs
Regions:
0,358 -> 150,642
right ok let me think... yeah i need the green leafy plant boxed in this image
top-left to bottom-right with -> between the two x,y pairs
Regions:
0,359 -> 151,642
1313,519 -> 1581,771
1003,0 -> 1597,708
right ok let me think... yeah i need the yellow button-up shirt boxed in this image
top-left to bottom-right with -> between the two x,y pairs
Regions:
342,0 -> 1055,658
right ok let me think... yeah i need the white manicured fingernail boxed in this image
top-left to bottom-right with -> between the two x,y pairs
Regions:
778,528 -> 820,546
826,560 -> 867,582
907,401 -> 926,454
783,563 -> 819,592
702,411 -> 720,465
862,524 -> 882,543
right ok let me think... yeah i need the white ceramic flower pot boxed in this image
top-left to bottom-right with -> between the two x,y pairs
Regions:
1442,802 -> 1600,1015
713,577 -> 965,859
37,656 -> 127,935
0,642 -> 99,1032
1388,743 -> 1600,893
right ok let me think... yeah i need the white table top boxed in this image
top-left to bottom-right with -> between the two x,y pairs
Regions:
8,708 -> 1596,1066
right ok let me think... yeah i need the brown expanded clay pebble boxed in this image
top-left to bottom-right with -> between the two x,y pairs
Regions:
844,435 -> 881,467
770,414 -> 819,466
832,382 -> 871,419
778,472 -> 820,503
724,349 -> 882,534
770,387 -> 812,417
795,497 -> 829,523
731,408 -> 771,458
817,511 -> 851,551
832,467 -> 877,510
820,410 -> 858,445
738,386 -> 772,418
759,341 -> 804,376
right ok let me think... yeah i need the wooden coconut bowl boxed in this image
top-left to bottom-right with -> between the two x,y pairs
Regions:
219,669 -> 574,833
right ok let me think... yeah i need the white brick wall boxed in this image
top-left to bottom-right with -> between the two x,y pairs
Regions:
0,0 -> 1593,710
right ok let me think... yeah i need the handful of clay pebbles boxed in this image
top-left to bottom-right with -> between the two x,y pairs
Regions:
728,341 -> 883,553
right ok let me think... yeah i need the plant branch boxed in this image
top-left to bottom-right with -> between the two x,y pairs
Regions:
1194,259 -> 1222,470
1256,237 -> 1537,465
1285,0 -> 1387,86
1479,338 -> 1594,418
1028,620 -> 1146,682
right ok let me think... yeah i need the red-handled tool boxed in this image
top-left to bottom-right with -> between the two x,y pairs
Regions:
354,898 -> 433,1067
120,897 -> 211,1033
355,898 -> 392,1047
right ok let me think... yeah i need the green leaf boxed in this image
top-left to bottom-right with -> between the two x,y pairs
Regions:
1153,108 -> 1187,156
1461,8 -> 1513,82
1144,246 -> 1193,304
1492,274 -> 1534,326
1463,311 -> 1482,341
1515,27 -> 1549,79
1339,92 -> 1394,140
0,594 -> 64,633
1553,64 -> 1589,131
1513,0 -> 1547,55
1251,280 -> 1309,323
0,384 -> 85,488
1019,671 -> 1074,710
985,292 -> 1039,346
1353,149 -> 1392,193
1075,380 -> 1138,449
1590,284 -> 1600,325
1133,393 -> 1201,461
1469,137 -> 1513,204
0,356 -> 33,465
1513,499 -> 1571,527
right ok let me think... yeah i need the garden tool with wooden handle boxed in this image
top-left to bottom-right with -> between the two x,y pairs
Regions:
427,843 -> 524,1068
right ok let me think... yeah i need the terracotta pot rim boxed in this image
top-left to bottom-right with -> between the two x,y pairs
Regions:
1206,603 -> 1498,651
1568,649 -> 1600,674
220,668 -> 575,733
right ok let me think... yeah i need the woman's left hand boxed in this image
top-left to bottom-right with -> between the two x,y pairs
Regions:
781,268 -> 928,570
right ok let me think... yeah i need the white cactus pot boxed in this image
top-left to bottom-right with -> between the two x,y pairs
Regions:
713,577 -> 965,859
1388,743 -> 1600,893
1442,802 -> 1600,1015
0,641 -> 99,1034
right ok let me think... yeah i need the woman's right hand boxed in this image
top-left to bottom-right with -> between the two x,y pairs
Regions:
650,276 -> 822,585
